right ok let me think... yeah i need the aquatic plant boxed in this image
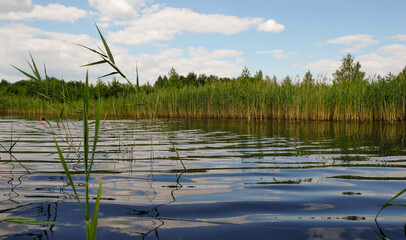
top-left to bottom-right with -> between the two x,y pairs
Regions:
10,55 -> 103,239
2,66 -> 406,122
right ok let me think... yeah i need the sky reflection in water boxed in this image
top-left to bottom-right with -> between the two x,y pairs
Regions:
1,118 -> 406,239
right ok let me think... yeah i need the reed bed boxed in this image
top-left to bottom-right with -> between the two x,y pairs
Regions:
2,74 -> 406,122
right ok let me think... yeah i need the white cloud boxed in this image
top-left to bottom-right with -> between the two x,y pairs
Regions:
0,3 -> 87,22
257,19 -> 285,33
188,47 -> 242,59
304,59 -> 340,74
256,49 -> 296,59
109,7 -> 263,45
358,44 -> 406,76
0,23 -> 243,85
135,46 -> 243,82
391,34 -> 406,41
0,23 -> 112,82
304,43 -> 406,78
326,34 -> 378,53
88,0 -> 145,20
0,0 -> 33,13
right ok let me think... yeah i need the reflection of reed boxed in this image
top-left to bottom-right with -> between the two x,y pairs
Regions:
0,140 -> 30,204
374,219 -> 400,240
128,171 -> 185,240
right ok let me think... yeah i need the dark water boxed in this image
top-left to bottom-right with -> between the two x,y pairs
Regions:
1,118 -> 406,240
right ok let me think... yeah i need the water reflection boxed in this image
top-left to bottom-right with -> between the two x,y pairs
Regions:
1,118 -> 406,239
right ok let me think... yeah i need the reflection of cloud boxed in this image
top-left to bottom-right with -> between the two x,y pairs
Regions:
307,227 -> 371,240
99,216 -> 215,236
99,216 -> 164,236
300,203 -> 335,211
0,212 -> 59,237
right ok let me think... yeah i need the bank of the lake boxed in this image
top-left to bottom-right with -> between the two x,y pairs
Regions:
1,73 -> 406,121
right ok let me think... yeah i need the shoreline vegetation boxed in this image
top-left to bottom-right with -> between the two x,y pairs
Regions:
1,54 -> 406,122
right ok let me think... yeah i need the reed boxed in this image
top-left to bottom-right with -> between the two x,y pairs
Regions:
10,54 -> 103,239
3,72 -> 406,122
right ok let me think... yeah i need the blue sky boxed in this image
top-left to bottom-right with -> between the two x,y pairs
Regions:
1,0 -> 405,84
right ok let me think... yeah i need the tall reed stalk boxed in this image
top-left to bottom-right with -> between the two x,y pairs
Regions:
11,48 -> 103,240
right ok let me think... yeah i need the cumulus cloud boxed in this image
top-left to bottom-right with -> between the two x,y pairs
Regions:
135,46 -> 243,82
0,0 -> 33,13
0,23 -> 243,84
304,59 -> 340,75
0,3 -> 87,22
88,0 -> 146,20
326,34 -> 378,53
358,44 -> 406,76
391,34 -> 406,41
0,23 -> 112,82
304,43 -> 406,78
257,19 -> 285,33
109,7 -> 264,45
188,47 -> 242,59
256,49 -> 296,59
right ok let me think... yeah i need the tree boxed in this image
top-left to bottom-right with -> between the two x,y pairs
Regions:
253,70 -> 264,82
168,67 -> 182,88
240,66 -> 251,80
302,71 -> 314,87
186,72 -> 197,86
333,53 -> 365,84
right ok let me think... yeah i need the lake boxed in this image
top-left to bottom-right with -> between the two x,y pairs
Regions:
1,118 -> 406,239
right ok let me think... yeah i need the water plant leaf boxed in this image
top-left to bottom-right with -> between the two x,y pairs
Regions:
90,92 -> 101,172
28,53 -> 41,81
376,187 -> 406,219
73,42 -> 108,59
54,136 -> 85,217
99,71 -> 120,79
2,218 -> 66,225
11,65 -> 37,81
89,180 -> 103,240
81,59 -> 108,67
95,24 -> 115,65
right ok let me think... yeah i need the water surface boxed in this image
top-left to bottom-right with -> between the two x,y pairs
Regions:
1,118 -> 406,239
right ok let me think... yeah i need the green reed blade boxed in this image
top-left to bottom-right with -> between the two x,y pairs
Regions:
54,136 -> 85,217
376,187 -> 406,219
11,65 -> 37,81
2,218 -> 69,225
99,71 -> 120,79
95,24 -> 115,65
83,71 -> 90,224
105,60 -> 127,80
89,179 -> 103,240
90,93 -> 101,172
81,59 -> 109,67
28,53 -> 41,81
74,42 -> 108,59
84,70 -> 89,170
